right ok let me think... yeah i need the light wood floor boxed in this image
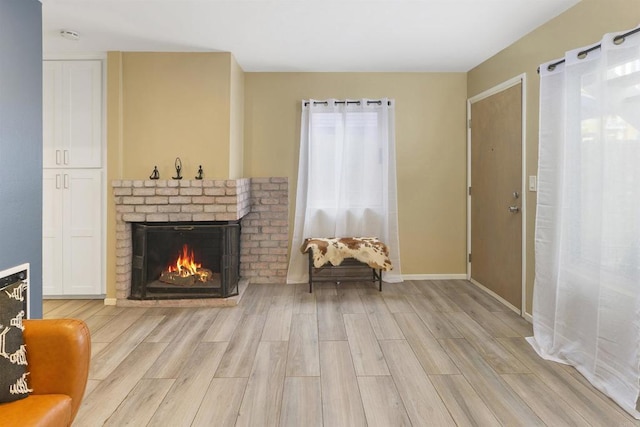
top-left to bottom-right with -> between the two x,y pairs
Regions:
44,280 -> 639,426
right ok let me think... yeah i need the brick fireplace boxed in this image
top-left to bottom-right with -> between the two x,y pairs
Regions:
112,177 -> 289,306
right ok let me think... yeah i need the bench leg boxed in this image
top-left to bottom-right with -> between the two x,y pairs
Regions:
308,252 -> 313,293
372,268 -> 382,291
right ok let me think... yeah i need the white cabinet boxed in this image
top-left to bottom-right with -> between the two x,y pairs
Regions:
43,60 -> 102,168
43,59 -> 104,297
43,169 -> 103,296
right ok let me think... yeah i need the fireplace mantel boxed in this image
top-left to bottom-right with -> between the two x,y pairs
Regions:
112,177 -> 289,306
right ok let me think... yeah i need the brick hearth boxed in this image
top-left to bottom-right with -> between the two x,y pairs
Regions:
112,177 -> 289,305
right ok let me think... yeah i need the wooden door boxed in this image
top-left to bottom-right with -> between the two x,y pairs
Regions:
469,82 -> 523,310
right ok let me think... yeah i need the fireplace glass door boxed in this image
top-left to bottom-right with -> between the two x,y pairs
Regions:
130,221 -> 240,299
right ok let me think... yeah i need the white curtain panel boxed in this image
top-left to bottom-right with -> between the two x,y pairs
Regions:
287,99 -> 402,284
530,26 -> 640,419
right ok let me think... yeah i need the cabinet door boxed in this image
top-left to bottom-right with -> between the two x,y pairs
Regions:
43,62 -> 63,168
43,60 -> 102,168
42,170 -> 64,294
62,169 -> 103,295
63,61 -> 102,168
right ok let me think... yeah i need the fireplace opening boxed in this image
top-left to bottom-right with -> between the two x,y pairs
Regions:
130,221 -> 240,300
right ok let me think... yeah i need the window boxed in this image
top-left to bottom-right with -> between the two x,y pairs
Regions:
287,99 -> 402,283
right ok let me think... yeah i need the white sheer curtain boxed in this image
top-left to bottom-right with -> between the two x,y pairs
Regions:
287,98 -> 402,284
530,26 -> 640,419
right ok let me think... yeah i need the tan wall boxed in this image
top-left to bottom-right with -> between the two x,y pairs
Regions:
467,0 -> 640,314
244,73 -> 468,275
229,55 -> 245,179
121,52 -> 232,180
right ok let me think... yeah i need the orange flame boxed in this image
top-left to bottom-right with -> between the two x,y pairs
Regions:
168,244 -> 201,277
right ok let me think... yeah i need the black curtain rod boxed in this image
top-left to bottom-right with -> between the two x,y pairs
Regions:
303,100 -> 391,107
537,26 -> 640,74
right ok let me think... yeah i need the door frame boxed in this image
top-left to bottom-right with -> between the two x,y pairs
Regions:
466,73 -> 527,315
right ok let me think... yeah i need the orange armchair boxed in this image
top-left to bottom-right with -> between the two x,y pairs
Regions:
0,319 -> 91,427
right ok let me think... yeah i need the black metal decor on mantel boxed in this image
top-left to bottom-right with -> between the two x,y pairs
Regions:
149,166 -> 160,180
195,165 -> 204,180
173,157 -> 182,180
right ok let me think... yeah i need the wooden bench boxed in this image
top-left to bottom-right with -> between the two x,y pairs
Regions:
301,237 -> 392,293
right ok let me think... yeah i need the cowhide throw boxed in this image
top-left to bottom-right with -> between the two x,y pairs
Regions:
301,237 -> 393,271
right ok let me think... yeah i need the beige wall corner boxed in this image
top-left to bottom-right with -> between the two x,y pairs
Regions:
106,51 -> 124,299
229,54 -> 245,179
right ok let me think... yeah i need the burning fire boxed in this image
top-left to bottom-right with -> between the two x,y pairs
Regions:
168,244 -> 202,277
160,244 -> 213,286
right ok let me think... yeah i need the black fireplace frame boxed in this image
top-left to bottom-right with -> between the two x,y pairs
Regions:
129,221 -> 240,300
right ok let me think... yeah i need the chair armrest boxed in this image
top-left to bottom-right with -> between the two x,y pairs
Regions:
23,318 -> 91,423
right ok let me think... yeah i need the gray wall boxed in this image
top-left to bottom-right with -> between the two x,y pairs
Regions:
0,0 -> 43,318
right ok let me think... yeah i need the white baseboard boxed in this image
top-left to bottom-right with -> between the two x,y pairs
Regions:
469,278 -> 526,316
523,312 -> 533,323
103,297 -> 117,306
402,274 -> 467,280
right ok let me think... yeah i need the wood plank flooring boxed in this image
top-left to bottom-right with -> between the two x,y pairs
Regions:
43,279 -> 639,426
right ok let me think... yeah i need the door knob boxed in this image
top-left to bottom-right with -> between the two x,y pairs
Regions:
508,206 -> 520,213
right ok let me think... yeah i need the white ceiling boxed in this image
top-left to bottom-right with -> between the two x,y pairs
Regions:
42,0 -> 581,72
